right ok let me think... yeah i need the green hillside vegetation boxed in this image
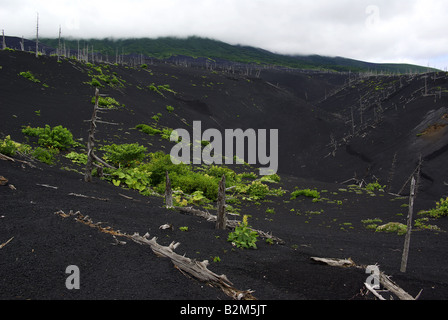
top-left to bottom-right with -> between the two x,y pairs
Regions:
40,36 -> 436,73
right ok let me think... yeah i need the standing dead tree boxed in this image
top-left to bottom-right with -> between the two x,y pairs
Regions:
35,12 -> 39,58
401,176 -> 416,273
84,88 -> 117,182
216,175 -> 227,230
165,171 -> 173,208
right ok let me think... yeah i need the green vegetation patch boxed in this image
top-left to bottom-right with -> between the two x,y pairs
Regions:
22,125 -> 77,150
375,222 -> 407,235
228,215 -> 258,249
290,188 -> 321,200
19,71 -> 41,83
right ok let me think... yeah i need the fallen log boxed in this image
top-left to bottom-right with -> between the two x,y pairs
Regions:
310,257 -> 419,300
130,232 -> 256,300
54,210 -> 256,300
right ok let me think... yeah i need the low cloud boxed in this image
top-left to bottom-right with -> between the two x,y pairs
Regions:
0,0 -> 447,69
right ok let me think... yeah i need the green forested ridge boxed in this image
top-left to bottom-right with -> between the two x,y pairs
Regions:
39,36 -> 436,73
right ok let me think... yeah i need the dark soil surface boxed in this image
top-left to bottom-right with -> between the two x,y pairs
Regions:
1,50 -> 448,307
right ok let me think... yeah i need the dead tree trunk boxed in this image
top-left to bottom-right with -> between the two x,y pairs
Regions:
2,30 -> 5,50
84,89 -> 116,181
216,175 -> 227,230
35,13 -> 39,58
401,176 -> 416,273
84,88 -> 99,182
165,171 -> 173,208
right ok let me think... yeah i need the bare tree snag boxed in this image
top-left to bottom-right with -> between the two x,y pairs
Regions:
84,89 -> 116,182
165,171 -> 173,208
35,12 -> 39,58
401,176 -> 416,273
84,88 -> 99,182
216,175 -> 227,230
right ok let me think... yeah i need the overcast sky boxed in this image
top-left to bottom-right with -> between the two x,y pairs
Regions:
1,0 -> 447,69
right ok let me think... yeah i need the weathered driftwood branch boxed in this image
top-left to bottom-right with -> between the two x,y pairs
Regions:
0,237 -> 14,249
68,192 -> 109,201
0,152 -> 36,168
130,232 -> 255,300
310,257 -> 419,300
54,210 -> 255,300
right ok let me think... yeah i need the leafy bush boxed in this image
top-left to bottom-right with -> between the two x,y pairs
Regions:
92,96 -> 122,109
100,143 -> 147,167
19,71 -> 41,83
290,188 -> 320,200
32,147 -> 59,165
22,125 -> 76,150
375,222 -> 407,236
135,124 -> 162,135
166,105 -> 174,112
365,181 -> 386,192
245,180 -> 270,200
205,165 -> 237,187
228,215 -> 258,249
419,197 -> 448,218
142,151 -> 188,186
65,151 -> 88,165
110,167 -> 151,192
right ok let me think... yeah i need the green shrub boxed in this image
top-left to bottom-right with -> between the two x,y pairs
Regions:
19,71 -> 40,83
166,105 -> 174,112
110,167 -> 151,192
142,152 -> 186,185
290,188 -> 320,200
365,181 -> 386,192
92,96 -> 121,109
205,165 -> 237,187
228,215 -> 258,249
22,125 -> 76,150
245,180 -> 270,200
135,124 -> 162,135
100,143 -> 147,167
32,147 -> 59,165
0,135 -> 20,156
65,151 -> 88,165
375,222 -> 407,236
419,197 -> 448,218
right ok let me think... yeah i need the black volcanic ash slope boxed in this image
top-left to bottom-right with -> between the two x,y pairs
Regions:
1,50 -> 448,202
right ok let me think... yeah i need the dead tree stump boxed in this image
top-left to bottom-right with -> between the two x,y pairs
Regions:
216,175 -> 227,230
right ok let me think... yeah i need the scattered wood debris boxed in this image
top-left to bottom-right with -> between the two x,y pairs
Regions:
36,183 -> 58,189
54,209 -> 255,300
67,193 -> 109,201
311,256 -> 420,300
0,237 -> 14,249
159,223 -> 173,230
0,176 -> 8,186
175,206 -> 285,244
